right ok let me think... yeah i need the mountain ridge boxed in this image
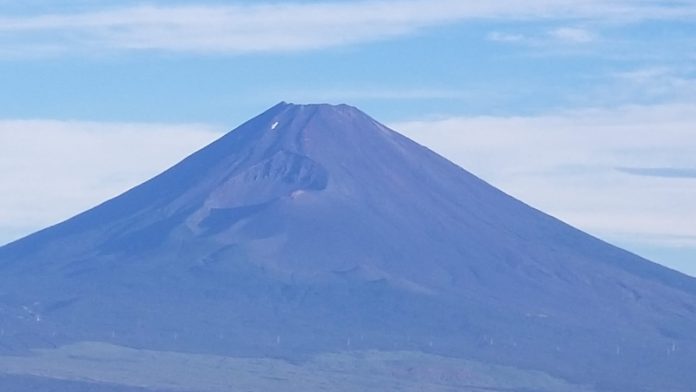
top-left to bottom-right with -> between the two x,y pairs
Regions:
1,102 -> 695,391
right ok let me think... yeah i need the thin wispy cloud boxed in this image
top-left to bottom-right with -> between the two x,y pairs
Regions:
616,167 -> 696,179
567,67 -> 696,110
487,32 -> 527,43
548,27 -> 595,43
611,67 -> 696,101
274,87 -> 477,102
487,26 -> 596,46
0,0 -> 694,55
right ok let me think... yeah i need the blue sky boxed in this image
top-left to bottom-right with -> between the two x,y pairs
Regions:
1,0 -> 695,275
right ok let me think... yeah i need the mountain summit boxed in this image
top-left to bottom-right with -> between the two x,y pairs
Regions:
1,103 -> 695,391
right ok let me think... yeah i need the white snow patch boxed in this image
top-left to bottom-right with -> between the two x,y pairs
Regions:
271,121 -> 279,130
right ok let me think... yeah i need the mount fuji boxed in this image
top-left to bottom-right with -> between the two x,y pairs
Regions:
0,103 -> 695,391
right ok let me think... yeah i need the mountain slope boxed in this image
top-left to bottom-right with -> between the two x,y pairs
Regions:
1,102 -> 695,391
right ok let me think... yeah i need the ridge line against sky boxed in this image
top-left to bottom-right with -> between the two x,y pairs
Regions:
2,102 -> 696,275
0,0 -> 695,275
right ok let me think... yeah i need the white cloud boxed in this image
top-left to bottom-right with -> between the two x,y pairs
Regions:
487,32 -> 527,43
392,103 -> 696,251
548,27 -> 595,43
0,1 -> 694,55
0,120 -> 222,244
487,26 -> 596,46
